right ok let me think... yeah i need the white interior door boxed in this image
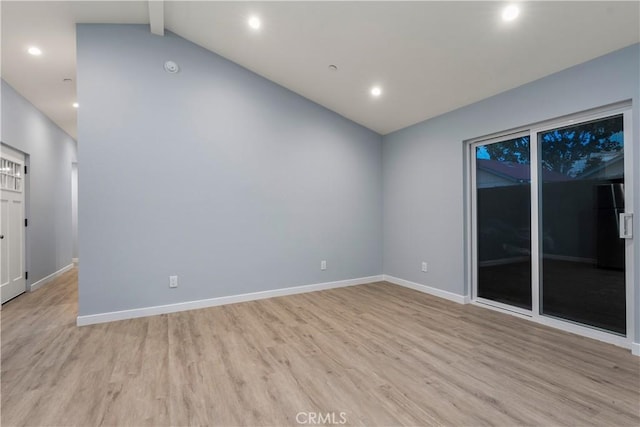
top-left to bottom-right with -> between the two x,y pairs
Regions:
1,152 -> 26,304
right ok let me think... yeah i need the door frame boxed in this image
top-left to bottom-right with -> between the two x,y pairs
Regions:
466,102 -> 634,349
469,129 -> 533,317
0,146 -> 28,304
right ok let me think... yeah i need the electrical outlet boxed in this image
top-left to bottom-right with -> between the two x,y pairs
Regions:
169,275 -> 178,288
421,262 -> 428,273
321,260 -> 327,271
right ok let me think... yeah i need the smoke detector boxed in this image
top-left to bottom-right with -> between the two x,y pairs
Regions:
164,60 -> 180,73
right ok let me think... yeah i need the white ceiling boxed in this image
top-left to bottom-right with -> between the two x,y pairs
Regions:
2,1 -> 639,139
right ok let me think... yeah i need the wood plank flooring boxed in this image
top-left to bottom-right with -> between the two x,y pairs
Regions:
1,268 -> 639,426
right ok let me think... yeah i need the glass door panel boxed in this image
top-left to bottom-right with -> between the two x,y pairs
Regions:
476,136 -> 532,310
538,115 -> 626,334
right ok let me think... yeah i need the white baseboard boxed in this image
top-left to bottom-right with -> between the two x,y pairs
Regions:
77,274 -> 384,326
29,263 -> 74,292
632,342 -> 640,356
72,258 -> 79,265
382,275 -> 469,304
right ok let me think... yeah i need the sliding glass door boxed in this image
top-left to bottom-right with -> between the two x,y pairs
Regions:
471,107 -> 633,340
538,115 -> 627,335
475,135 -> 532,311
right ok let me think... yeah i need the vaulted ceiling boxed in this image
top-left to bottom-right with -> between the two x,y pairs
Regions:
2,1 -> 639,139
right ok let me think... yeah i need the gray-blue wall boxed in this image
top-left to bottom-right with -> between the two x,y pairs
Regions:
76,25 -> 383,316
382,44 -> 640,342
77,24 -> 638,344
1,80 -> 78,284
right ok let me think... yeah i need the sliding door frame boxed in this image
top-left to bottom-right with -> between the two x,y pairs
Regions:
470,130 -> 533,317
467,102 -> 634,349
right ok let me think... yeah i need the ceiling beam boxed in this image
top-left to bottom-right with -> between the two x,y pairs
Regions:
148,0 -> 164,36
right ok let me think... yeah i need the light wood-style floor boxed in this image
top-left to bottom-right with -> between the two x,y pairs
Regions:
1,269 -> 639,426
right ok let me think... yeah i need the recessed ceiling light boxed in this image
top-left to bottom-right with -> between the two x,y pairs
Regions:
27,46 -> 42,56
72,102 -> 79,108
502,4 -> 520,21
370,86 -> 382,97
248,16 -> 261,30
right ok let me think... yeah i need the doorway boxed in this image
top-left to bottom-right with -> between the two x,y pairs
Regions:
470,105 -> 634,344
1,148 -> 26,303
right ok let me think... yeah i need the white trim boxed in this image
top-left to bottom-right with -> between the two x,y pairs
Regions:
469,142 -> 479,302
29,263 -> 74,292
77,275 -> 383,326
475,297 -> 532,317
72,258 -> 79,265
530,119 -> 541,321
466,101 -> 631,146
472,300 -> 534,320
622,109 -> 635,352
536,315 -> 630,349
383,275 -> 470,304
464,142 -> 474,301
632,342 -> 640,356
